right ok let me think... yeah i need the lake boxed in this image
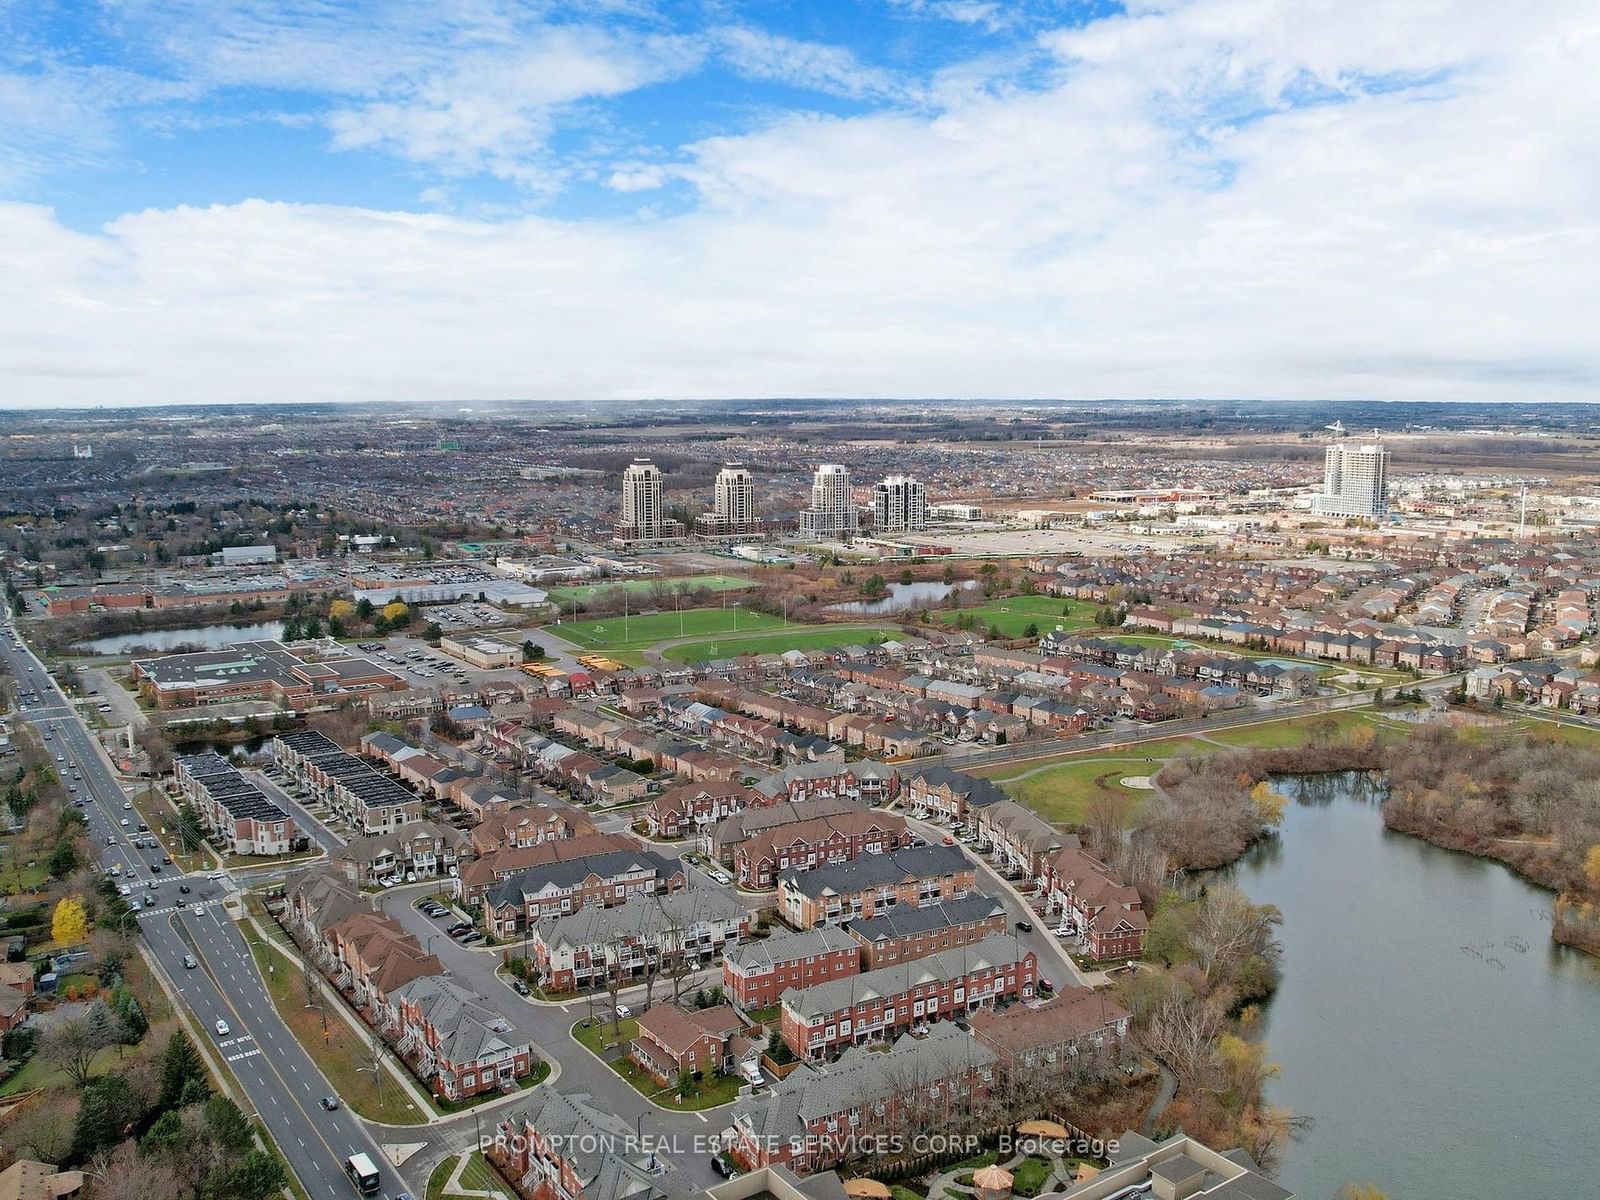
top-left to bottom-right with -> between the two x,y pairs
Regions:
73,620 -> 285,654
827,579 -> 980,615
1225,772 -> 1600,1199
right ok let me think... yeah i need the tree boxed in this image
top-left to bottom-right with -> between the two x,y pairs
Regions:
1024,622 -> 1039,638
46,838 -> 78,879
53,896 -> 89,945
42,1014 -> 108,1088
140,1108 -> 189,1157
382,601 -> 410,625
355,597 -> 374,620
157,1030 -> 208,1109
423,621 -> 443,644
72,1074 -> 142,1160
329,599 -> 356,623
204,1095 -> 253,1152
1585,844 -> 1600,892
522,640 -> 544,663
213,1149 -> 289,1200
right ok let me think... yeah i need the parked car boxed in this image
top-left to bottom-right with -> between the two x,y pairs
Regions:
1015,919 -> 1034,933
511,979 -> 530,997
615,1003 -> 632,1018
459,931 -> 483,944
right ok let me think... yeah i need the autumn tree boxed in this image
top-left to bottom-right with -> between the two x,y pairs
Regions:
52,896 -> 89,945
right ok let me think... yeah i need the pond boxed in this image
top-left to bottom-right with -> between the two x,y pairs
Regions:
72,620 -> 285,654
1223,771 -> 1600,1199
826,579 -> 980,615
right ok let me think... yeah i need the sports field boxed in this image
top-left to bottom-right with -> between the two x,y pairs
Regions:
550,606 -> 785,652
933,595 -> 1100,638
661,625 -> 898,663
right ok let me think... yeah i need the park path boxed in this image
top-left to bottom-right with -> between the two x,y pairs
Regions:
640,622 -> 903,664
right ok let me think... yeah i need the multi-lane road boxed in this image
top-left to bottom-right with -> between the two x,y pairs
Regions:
0,621 -> 415,1200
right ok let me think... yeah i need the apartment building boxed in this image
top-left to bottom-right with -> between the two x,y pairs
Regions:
871,475 -> 928,533
697,463 -> 762,536
617,458 -> 683,542
778,932 -> 1037,1059
799,464 -> 858,539
778,843 -> 974,929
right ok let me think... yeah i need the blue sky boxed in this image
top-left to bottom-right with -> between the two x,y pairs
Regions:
0,1 -> 1596,407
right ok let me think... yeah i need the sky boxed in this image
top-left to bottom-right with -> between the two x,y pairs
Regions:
1,0 -> 1597,409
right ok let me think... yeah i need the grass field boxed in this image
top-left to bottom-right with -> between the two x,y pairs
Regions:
661,625 -> 899,663
427,1153 -> 513,1200
546,574 -> 754,604
933,595 -> 1100,638
550,606 -> 787,652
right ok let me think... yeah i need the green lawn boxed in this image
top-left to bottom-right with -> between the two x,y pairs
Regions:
661,625 -> 899,664
427,1153 -> 513,1200
550,607 -> 787,652
934,596 -> 1100,638
547,575 -> 755,604
1199,709 -> 1405,750
1011,1156 -> 1057,1198
244,933 -> 427,1124
572,1015 -> 640,1053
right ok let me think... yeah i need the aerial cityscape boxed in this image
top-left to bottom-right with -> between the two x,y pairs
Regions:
2,4 -> 1597,1200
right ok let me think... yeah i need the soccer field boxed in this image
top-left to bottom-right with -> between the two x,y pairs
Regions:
545,574 -> 754,604
661,625 -> 898,663
933,595 -> 1100,638
550,606 -> 786,651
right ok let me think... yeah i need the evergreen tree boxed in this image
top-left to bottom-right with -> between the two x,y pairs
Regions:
204,1095 -> 252,1152
72,1074 -> 142,1161
158,1030 -> 207,1109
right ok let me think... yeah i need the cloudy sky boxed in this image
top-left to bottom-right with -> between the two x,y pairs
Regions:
2,0 -> 1597,409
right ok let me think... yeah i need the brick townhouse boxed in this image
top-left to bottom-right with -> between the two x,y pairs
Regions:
458,832 -> 640,904
779,932 -> 1037,1059
750,761 -> 899,806
778,843 -> 975,930
389,975 -> 538,1100
270,730 -> 422,834
733,808 -> 913,890
643,782 -> 758,839
973,800 -> 1072,880
722,926 -> 862,1012
335,819 -> 471,886
844,894 -> 1008,968
726,1024 -> 997,1174
706,795 -> 862,864
899,764 -> 1008,826
1042,847 -> 1148,961
470,798 -> 596,855
967,986 -> 1131,1071
629,1003 -> 742,1086
484,847 -> 686,936
173,753 -> 298,855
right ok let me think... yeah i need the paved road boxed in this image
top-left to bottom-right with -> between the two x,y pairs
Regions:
0,622 -> 413,1200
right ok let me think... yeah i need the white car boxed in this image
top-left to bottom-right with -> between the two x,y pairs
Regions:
123,801 -> 133,811
615,1004 -> 632,1019
214,1019 -> 230,1037
117,885 -> 131,896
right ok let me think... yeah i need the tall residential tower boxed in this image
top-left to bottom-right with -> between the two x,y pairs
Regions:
616,458 -> 683,541
1313,436 -> 1389,518
800,464 -> 859,539
871,474 -> 928,533
696,463 -> 762,536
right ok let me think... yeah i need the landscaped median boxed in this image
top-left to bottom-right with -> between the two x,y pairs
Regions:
570,1017 -> 742,1112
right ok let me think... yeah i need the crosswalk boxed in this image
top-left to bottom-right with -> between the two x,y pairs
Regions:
220,1034 -> 261,1063
138,900 -> 213,919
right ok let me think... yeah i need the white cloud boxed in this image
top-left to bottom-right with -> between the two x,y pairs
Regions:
711,26 -> 922,103
1,0 -> 1597,407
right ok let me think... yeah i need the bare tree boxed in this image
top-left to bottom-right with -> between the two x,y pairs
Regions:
41,1013 -> 111,1088
301,960 -> 329,1034
601,935 -> 627,1038
1142,986 -> 1230,1090
1190,885 -> 1281,984
1086,792 -> 1128,859
5,1091 -> 76,1162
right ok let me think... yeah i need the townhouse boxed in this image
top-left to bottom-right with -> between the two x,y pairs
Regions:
968,985 -> 1131,1070
173,753 -> 299,855
629,1003 -> 742,1086
390,975 -> 538,1100
750,761 -> 899,807
525,886 -> 750,992
722,926 -> 862,1012
270,729 -> 423,834
844,894 -> 1009,968
900,764 -> 1008,826
733,808 -> 913,890
972,801 -> 1073,879
778,932 -> 1037,1059
726,1024 -> 998,1174
491,1087 -> 664,1200
707,795 -> 863,864
458,832 -> 640,904
778,843 -> 975,930
1042,847 -> 1149,961
484,847 -> 687,936
471,799 -> 596,855
335,819 -> 471,886
643,782 -> 757,839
